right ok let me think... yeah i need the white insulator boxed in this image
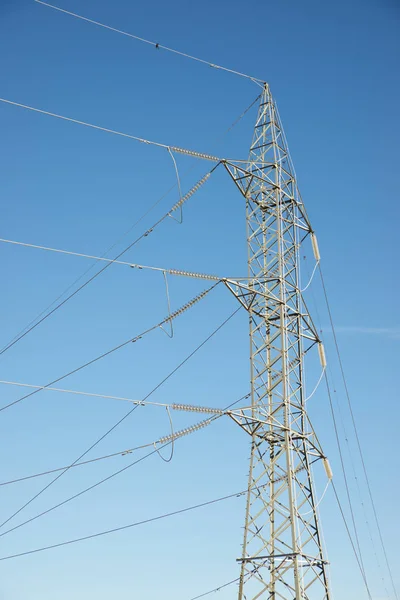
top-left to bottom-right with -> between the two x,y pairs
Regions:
311,232 -> 321,262
172,403 -> 223,414
170,173 -> 211,212
323,457 -> 333,480
318,343 -> 327,369
170,146 -> 219,161
158,435 -> 172,444
157,419 -> 211,446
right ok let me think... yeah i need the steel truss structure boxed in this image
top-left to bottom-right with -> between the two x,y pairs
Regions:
224,84 -> 331,599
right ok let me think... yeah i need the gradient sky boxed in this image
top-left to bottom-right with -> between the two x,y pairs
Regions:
0,0 -> 399,599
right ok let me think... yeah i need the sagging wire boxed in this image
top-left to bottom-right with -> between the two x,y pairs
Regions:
0,306 -> 242,535
0,485 -> 251,563
0,237 -> 222,282
318,263 -> 399,600
159,271 -> 174,338
0,392 -> 249,488
35,1 -> 265,86
305,366 -> 326,402
301,259 -> 319,292
153,406 -> 175,463
0,282 -> 219,413
0,417 -> 220,539
0,90 -> 259,359
0,169 -> 216,362
167,148 -> 183,223
0,97 -> 223,164
298,479 -> 332,518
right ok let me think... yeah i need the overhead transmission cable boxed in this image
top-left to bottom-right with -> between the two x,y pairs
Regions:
0,429 -> 205,539
0,97 -> 250,164
0,306 -> 242,534
188,578 -> 241,600
331,377 -> 391,599
0,281 -> 218,413
303,254 -> 382,598
307,253 -> 391,597
34,0 -> 264,86
0,168 -> 216,360
331,480 -> 374,600
328,367 -> 391,599
323,373 -> 372,598
0,237 -> 221,281
0,91 -> 259,355
0,484 -> 248,562
303,254 -> 374,596
0,441 -> 161,487
318,265 -> 399,600
0,392 -> 249,488
1,185 -> 180,352
0,380 -> 170,406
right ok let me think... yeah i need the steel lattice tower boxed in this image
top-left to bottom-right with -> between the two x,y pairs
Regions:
224,84 -> 331,599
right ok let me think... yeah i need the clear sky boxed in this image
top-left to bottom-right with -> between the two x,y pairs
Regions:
0,0 -> 399,599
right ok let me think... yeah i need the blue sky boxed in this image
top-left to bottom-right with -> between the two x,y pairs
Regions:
0,0 -> 399,598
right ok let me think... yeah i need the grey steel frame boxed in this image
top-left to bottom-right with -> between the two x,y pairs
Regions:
224,84 -> 331,600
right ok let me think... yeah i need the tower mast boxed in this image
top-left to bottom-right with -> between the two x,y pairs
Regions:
225,84 -> 331,599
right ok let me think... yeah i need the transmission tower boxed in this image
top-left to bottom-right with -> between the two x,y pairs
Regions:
224,84 -> 331,599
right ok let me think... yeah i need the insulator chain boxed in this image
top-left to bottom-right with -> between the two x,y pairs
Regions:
172,403 -> 224,415
169,147 -> 220,163
169,172 -> 211,214
163,285 -> 217,324
167,268 -> 220,281
158,418 -> 212,444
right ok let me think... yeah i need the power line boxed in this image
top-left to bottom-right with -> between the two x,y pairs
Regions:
331,481 -> 373,600
0,237 -> 221,281
34,0 -> 264,85
330,387 -> 391,599
0,306 -> 242,535
0,486 -> 246,562
0,282 -> 218,413
302,255 -> 380,597
0,432 -> 199,539
324,373 -> 372,599
0,393 -> 249,487
0,97 -> 224,163
0,379 -> 168,406
2,185 -> 179,352
1,91 -> 259,355
189,578 -> 241,600
188,564 -> 266,600
304,256 -> 374,597
0,168 -> 216,359
319,265 -> 399,600
0,442 -> 155,487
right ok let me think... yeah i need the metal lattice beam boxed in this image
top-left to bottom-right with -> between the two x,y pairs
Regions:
225,84 -> 331,600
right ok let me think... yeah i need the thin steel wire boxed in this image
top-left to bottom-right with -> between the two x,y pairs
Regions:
0,92 -> 259,354
0,237 -> 220,281
0,168 -> 217,360
0,306 -> 242,535
0,392 -> 249,488
318,264 -> 399,600
34,0 -> 264,85
0,97 -> 222,162
0,486 -> 246,562
324,372 -> 372,599
0,283 -> 218,413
